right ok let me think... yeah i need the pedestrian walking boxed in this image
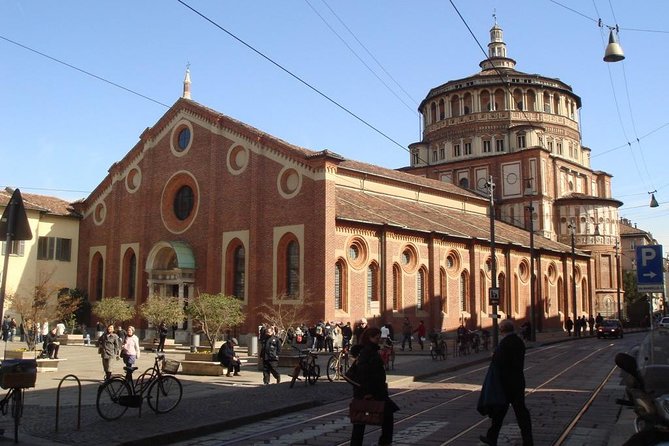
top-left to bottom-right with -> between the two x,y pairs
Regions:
401,317 -> 412,351
98,324 -> 121,380
565,317 -> 573,336
261,326 -> 281,385
121,326 -> 140,367
157,322 -> 168,352
478,319 -> 533,445
414,320 -> 426,350
588,315 -> 595,336
348,327 -> 399,446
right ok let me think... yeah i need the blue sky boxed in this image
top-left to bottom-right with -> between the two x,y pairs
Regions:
2,1 -> 668,250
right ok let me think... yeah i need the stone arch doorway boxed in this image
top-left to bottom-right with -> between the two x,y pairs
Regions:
145,241 -> 196,343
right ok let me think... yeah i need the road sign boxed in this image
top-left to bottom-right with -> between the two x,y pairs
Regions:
636,245 -> 664,293
0,189 -> 32,241
489,287 -> 500,306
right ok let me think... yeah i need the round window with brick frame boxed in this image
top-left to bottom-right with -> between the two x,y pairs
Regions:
347,237 -> 368,269
173,186 -> 194,221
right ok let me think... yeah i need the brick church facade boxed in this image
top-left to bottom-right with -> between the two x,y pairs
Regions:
74,23 -> 614,340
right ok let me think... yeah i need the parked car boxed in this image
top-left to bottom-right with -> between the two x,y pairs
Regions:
658,317 -> 669,329
597,319 -> 623,339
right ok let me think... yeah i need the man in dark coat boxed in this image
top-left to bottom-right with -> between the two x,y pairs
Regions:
261,327 -> 281,385
480,319 -> 533,446
218,337 -> 242,377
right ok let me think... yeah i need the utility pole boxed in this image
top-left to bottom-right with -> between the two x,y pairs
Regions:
488,176 -> 499,348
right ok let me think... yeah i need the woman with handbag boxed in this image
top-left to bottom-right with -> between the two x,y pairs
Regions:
349,326 -> 398,446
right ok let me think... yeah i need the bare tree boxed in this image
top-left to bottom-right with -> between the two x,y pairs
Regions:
11,270 -> 61,351
256,293 -> 312,344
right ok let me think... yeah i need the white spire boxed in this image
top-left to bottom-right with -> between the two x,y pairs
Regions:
182,64 -> 191,100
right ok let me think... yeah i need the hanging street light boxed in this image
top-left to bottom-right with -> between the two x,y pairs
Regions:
603,25 -> 625,63
649,190 -> 659,208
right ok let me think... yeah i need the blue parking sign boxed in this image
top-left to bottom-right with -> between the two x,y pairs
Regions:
636,245 -> 664,293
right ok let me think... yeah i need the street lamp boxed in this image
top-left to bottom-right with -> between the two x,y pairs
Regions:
487,176 -> 499,349
615,239 -> 622,320
568,223 -> 578,334
527,204 -> 536,342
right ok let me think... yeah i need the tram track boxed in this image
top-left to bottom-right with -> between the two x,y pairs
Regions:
188,341 -> 626,446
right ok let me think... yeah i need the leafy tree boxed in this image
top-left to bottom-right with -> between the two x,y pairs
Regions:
256,293 -> 311,344
139,294 -> 185,328
57,288 -> 88,334
92,297 -> 135,327
185,292 -> 245,350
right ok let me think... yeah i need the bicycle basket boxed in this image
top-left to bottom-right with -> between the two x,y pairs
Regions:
162,358 -> 180,374
0,359 -> 37,389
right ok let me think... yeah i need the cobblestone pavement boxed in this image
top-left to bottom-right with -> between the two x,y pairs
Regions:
0,328 -> 646,445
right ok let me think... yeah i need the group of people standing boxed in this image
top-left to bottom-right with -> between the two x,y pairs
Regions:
97,323 -> 140,379
564,313 -> 603,337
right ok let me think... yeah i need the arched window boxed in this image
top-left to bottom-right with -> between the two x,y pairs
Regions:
417,268 -> 427,310
557,277 -> 564,313
430,102 -> 437,123
480,90 -> 491,111
367,263 -> 379,311
233,245 -> 245,299
459,271 -> 469,312
392,263 -> 402,311
440,267 -> 447,314
498,273 -> 506,313
581,278 -> 588,312
450,96 -> 460,117
91,252 -> 104,301
225,240 -> 246,299
513,273 -> 519,314
122,248 -> 136,300
277,234 -> 300,298
439,99 -> 445,120
335,260 -> 346,310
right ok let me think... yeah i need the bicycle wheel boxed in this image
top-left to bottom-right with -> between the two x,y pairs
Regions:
147,375 -> 183,414
307,364 -> 320,385
96,378 -> 131,420
10,389 -> 23,442
326,356 -> 339,382
289,363 -> 301,388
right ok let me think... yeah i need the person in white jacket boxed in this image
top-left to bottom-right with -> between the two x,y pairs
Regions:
121,326 -> 141,367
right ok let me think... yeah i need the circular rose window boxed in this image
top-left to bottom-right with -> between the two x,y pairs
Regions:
277,167 -> 301,198
125,167 -> 142,193
93,201 -> 106,226
227,144 -> 249,175
170,120 -> 194,156
161,171 -> 199,234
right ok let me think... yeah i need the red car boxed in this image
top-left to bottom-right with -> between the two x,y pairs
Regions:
597,319 -> 623,339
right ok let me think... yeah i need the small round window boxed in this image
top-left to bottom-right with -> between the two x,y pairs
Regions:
349,245 -> 359,261
400,245 -> 418,272
173,186 -> 194,221
177,128 -> 191,151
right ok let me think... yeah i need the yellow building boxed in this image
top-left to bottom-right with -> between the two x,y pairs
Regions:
0,188 -> 80,315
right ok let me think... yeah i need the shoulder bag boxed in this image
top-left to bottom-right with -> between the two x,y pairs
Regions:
349,398 -> 385,425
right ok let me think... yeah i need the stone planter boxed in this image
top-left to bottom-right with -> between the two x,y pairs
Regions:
4,350 -> 38,360
183,352 -> 217,362
57,334 -> 84,345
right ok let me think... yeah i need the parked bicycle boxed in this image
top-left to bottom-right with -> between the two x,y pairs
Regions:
96,353 -> 182,420
0,386 -> 25,442
289,347 -> 320,388
0,359 -> 37,442
326,344 -> 350,382
429,332 -> 448,361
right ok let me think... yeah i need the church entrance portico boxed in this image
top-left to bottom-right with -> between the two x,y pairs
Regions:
145,241 -> 196,344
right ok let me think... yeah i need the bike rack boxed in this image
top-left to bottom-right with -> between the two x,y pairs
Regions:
55,374 -> 81,432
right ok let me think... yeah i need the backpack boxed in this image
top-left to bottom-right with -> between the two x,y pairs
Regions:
315,325 -> 323,336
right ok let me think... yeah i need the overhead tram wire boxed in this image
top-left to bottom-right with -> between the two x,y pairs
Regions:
304,0 -> 417,115
176,0 -> 426,164
318,0 -> 420,108
0,35 -> 171,109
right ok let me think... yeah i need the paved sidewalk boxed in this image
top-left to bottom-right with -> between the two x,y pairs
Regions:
0,328 -> 640,445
